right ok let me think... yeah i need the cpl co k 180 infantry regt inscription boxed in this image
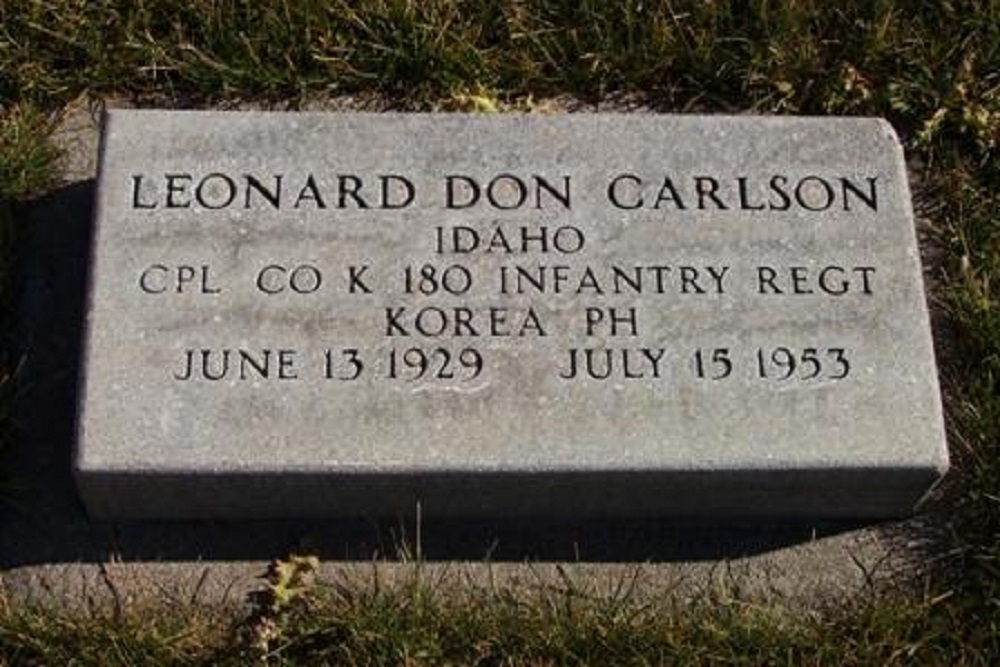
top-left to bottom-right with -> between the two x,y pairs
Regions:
75,111 -> 948,519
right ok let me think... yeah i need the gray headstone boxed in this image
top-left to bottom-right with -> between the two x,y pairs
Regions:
75,110 -> 948,519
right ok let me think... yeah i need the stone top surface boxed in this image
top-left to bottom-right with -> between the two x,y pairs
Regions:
77,111 -> 947,481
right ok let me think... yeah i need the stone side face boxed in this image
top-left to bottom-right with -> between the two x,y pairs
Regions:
75,111 -> 948,518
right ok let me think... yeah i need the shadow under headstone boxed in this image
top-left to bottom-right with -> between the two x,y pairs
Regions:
0,180 -> 870,568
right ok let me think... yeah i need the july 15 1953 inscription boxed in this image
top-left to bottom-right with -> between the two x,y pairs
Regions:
75,111 -> 948,519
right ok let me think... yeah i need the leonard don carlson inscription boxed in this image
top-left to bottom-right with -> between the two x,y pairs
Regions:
76,111 -> 948,518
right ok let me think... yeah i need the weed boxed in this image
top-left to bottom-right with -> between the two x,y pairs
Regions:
244,555 -> 320,664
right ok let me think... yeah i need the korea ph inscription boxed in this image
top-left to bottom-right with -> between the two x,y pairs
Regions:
75,111 -> 948,518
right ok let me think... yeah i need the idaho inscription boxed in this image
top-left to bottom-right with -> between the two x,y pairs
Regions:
76,112 -> 948,518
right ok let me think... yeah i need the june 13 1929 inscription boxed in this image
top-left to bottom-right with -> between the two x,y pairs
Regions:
75,111 -> 948,519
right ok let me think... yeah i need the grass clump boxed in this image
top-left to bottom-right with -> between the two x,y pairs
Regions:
3,559 -> 995,666
935,170 -> 1000,618
0,102 -> 60,201
245,562 -> 1000,666
0,1 -> 997,118
0,0 -> 499,103
0,595 -> 237,666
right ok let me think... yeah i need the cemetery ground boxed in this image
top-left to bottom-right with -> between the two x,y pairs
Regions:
0,1 -> 998,664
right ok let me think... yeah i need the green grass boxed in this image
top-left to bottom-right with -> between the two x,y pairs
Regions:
1,0 -> 999,664
0,596 -> 237,666
0,562 -> 995,666
242,571 -> 989,666
0,1 -> 997,122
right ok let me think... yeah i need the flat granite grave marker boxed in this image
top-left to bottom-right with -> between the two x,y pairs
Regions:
75,111 -> 948,519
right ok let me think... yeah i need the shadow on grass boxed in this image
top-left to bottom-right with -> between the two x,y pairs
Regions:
0,180 -> 878,568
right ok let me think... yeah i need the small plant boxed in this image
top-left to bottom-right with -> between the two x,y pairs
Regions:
442,84 -> 500,112
245,554 -> 320,663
